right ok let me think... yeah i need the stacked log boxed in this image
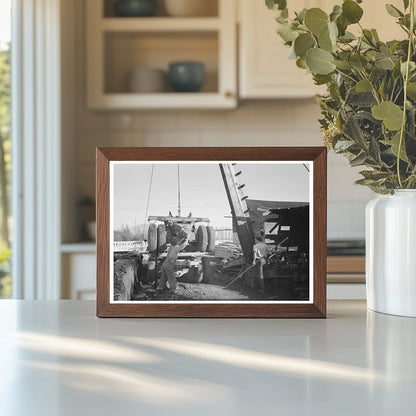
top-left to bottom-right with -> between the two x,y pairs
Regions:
214,241 -> 242,260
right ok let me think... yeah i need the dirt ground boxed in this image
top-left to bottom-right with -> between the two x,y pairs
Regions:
132,282 -> 250,301
115,256 -> 309,302
131,270 -> 308,301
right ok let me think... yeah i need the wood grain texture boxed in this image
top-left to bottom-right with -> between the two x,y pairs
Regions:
96,147 -> 327,318
327,256 -> 365,274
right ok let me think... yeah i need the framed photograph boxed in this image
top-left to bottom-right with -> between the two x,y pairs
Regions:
96,147 -> 327,318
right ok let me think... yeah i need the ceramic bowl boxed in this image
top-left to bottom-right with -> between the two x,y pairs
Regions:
168,62 -> 205,92
128,68 -> 167,93
114,0 -> 158,17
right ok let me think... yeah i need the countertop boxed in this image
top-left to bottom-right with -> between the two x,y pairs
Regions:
0,300 -> 415,415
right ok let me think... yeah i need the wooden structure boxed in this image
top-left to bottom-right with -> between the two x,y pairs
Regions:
219,164 -> 255,263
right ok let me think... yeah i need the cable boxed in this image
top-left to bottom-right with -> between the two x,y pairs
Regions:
177,164 -> 181,217
144,164 -> 155,230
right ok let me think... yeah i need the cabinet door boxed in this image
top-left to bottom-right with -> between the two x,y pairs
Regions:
62,253 -> 96,300
239,0 -> 404,99
239,0 -> 326,99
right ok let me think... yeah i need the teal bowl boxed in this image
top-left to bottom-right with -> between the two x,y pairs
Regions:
168,62 -> 205,93
114,0 -> 157,17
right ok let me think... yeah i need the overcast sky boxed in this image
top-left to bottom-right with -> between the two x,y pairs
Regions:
112,162 -> 310,230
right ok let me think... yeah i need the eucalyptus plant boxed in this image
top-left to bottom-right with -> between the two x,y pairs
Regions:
266,0 -> 416,193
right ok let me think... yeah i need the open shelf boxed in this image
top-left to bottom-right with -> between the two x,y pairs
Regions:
103,0 -> 219,18
87,0 -> 236,109
91,92 -> 235,109
101,17 -> 221,32
104,31 -> 218,94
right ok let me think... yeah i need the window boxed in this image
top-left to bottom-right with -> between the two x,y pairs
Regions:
0,0 -> 11,298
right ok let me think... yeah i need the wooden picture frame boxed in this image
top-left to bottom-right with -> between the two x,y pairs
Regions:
96,147 -> 327,318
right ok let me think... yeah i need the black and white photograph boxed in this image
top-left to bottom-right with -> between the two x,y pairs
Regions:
110,161 -> 313,303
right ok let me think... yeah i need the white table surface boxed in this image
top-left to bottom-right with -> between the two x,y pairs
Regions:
0,300 -> 415,416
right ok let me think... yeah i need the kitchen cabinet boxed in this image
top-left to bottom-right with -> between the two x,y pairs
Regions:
86,0 -> 237,109
238,0 -> 404,99
238,0 -> 325,99
61,245 -> 96,300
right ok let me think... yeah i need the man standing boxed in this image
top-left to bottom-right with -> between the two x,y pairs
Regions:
252,236 -> 268,291
156,236 -> 189,293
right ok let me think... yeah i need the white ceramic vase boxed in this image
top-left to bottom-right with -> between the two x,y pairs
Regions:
366,190 -> 416,317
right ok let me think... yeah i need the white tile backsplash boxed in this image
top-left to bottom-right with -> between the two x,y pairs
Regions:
73,99 -> 370,240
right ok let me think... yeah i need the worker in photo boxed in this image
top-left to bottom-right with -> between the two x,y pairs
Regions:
156,235 -> 189,293
252,232 -> 267,292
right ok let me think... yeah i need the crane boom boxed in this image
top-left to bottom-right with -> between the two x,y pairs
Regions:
219,164 -> 255,263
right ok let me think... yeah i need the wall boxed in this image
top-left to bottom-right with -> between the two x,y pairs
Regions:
61,0 -> 374,243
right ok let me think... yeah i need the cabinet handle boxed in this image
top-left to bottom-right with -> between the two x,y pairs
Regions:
225,91 -> 234,99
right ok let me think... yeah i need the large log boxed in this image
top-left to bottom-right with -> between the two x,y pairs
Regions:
113,259 -> 136,301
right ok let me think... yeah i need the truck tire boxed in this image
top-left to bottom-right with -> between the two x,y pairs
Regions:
206,225 -> 216,253
157,224 -> 167,252
201,257 -> 212,283
147,223 -> 157,252
196,225 -> 208,252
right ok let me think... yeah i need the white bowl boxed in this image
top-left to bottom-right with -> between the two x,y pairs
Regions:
87,221 -> 96,241
164,0 -> 218,17
128,68 -> 167,93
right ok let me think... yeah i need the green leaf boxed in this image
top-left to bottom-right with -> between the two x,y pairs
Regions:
401,61 -> 416,76
318,27 -> 334,52
403,0 -> 410,10
333,60 -> 352,70
363,29 -> 376,46
356,79 -> 372,93
296,8 -> 307,23
296,57 -> 308,69
313,74 -> 332,85
342,0 -> 364,24
385,4 -> 404,18
350,151 -> 367,167
266,0 -> 287,11
355,178 -> 377,186
360,170 -> 391,181
371,29 -> 380,42
344,114 -> 367,147
277,23 -> 298,43
336,15 -> 348,36
372,101 -> 404,131
375,55 -> 395,70
306,48 -> 335,75
330,5 -> 342,22
407,82 -> 416,99
350,54 -> 368,70
304,8 -> 329,35
339,31 -> 356,43
294,33 -> 316,58
334,139 -> 355,152
328,21 -> 338,44
382,132 -> 408,162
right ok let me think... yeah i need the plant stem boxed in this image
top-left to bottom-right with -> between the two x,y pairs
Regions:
397,0 -> 415,188
334,68 -> 358,84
